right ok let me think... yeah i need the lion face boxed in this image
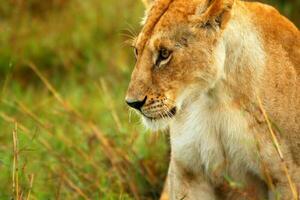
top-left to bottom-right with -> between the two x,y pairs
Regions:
126,0 -> 233,131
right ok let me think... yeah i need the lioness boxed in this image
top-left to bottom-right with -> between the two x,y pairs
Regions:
125,0 -> 300,199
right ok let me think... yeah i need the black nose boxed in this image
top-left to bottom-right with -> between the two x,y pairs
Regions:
126,96 -> 147,110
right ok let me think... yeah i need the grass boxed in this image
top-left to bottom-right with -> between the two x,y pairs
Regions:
0,0 -> 299,199
0,1 -> 169,199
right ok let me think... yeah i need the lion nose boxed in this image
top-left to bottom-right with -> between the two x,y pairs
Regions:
126,96 -> 147,111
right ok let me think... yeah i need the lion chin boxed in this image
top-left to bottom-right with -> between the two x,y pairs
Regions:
141,116 -> 172,132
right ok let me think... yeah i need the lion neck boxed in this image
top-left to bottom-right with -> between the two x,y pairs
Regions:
211,4 -> 266,105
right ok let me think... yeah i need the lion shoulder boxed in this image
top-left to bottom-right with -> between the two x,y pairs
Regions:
243,1 -> 300,73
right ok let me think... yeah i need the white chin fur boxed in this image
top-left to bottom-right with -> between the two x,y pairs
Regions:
141,116 -> 171,132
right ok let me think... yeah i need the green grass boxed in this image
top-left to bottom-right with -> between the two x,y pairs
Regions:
0,1 -> 169,199
0,0 -> 299,199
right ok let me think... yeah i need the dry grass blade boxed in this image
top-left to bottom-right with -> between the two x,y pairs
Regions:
257,95 -> 298,199
253,136 -> 275,192
0,111 -> 54,151
89,123 -> 141,199
12,122 -> 19,200
14,100 -> 100,171
27,62 -> 141,199
0,111 -> 95,199
26,174 -> 34,200
62,174 -> 91,200
27,61 -> 82,120
99,78 -> 123,132
0,112 -> 30,134
27,62 -> 65,107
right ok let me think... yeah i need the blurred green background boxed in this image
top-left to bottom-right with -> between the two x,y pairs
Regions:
0,0 -> 299,199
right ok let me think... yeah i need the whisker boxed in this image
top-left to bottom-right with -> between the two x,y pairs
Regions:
124,22 -> 138,37
120,26 -> 138,38
120,30 -> 138,48
161,105 -> 172,119
128,108 -> 132,123
158,111 -> 165,121
162,104 -> 175,118
119,32 -> 135,38
121,36 -> 137,47
164,96 -> 176,104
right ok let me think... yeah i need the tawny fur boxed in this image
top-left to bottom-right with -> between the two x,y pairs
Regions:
126,0 -> 300,199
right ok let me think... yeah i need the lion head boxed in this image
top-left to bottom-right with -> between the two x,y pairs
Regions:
126,0 -> 234,131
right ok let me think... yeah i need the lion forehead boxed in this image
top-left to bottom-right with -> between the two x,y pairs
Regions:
137,0 -> 207,49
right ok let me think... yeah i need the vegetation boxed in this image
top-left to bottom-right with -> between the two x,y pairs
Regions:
0,0 -> 298,199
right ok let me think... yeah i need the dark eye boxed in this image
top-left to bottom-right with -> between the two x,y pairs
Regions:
156,48 -> 172,66
133,47 -> 138,58
159,48 -> 170,60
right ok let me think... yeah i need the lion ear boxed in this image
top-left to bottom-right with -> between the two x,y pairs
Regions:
141,0 -> 155,9
191,0 -> 234,29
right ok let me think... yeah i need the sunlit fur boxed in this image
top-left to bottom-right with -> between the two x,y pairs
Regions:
126,0 -> 300,199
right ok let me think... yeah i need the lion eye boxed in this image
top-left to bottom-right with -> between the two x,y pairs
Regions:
133,48 -> 138,59
159,48 -> 170,60
156,48 -> 172,67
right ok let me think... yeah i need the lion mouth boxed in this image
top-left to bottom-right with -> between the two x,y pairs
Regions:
142,107 -> 177,120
